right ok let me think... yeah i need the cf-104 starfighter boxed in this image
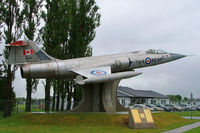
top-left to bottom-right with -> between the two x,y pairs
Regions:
7,40 -> 186,84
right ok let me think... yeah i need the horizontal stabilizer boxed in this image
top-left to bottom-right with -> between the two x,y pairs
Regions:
6,41 -> 28,47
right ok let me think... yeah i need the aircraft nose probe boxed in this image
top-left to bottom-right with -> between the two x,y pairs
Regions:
170,53 -> 187,60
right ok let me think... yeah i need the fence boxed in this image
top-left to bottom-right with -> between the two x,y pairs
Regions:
0,100 -> 79,113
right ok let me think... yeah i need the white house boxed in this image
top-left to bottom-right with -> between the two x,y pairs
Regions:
117,86 -> 169,108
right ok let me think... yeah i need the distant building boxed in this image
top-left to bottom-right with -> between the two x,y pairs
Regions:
117,86 -> 169,108
182,98 -> 200,106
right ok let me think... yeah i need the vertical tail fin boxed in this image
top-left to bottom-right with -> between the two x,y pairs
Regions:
6,40 -> 53,64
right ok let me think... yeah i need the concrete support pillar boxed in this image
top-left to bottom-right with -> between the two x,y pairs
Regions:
92,84 -> 100,112
101,80 -> 119,112
72,80 -> 127,112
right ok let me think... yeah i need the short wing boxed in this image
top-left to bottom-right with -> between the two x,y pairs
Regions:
73,66 -> 142,85
73,66 -> 111,78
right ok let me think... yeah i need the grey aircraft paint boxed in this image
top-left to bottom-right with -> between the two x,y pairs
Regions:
7,40 -> 186,85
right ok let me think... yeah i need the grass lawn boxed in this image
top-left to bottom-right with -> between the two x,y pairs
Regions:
0,112 -> 199,133
17,104 -> 44,112
174,111 -> 200,117
184,126 -> 200,133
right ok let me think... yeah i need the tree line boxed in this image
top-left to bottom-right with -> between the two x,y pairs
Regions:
0,0 -> 100,117
167,95 -> 184,104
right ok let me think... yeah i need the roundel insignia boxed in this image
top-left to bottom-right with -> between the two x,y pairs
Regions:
91,70 -> 107,76
145,57 -> 151,64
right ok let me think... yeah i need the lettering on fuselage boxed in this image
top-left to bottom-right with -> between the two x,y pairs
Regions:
135,57 -> 163,66
151,57 -> 162,63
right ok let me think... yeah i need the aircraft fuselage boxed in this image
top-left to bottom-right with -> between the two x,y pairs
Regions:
21,50 -> 184,80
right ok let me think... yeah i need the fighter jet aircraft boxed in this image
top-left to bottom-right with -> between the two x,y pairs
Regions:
7,40 -> 186,85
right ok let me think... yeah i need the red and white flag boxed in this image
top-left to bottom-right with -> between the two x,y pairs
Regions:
23,49 -> 34,55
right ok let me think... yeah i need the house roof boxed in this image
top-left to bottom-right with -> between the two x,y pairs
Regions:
117,86 -> 169,99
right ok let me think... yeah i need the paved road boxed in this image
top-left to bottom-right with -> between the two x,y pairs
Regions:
162,121 -> 200,133
183,116 -> 200,120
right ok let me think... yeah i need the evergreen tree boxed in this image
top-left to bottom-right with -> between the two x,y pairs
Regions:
0,9 -> 4,111
40,0 -> 100,111
183,97 -> 188,102
67,0 -> 100,107
0,55 -> 6,111
168,95 -> 179,104
44,79 -> 51,111
51,80 -> 57,111
0,65 -> 15,112
0,0 -> 23,117
176,95 -> 182,105
22,0 -> 42,112
68,0 -> 100,59
0,6 -> 2,42
41,0 -> 70,111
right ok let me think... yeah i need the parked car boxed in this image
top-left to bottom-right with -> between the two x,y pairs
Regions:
164,104 -> 183,112
172,105 -> 183,111
146,104 -> 164,111
188,105 -> 197,111
196,106 -> 200,111
145,105 -> 155,111
164,104 -> 174,112
179,104 -> 190,111
129,104 -> 146,109
156,104 -> 171,112
129,104 -> 154,111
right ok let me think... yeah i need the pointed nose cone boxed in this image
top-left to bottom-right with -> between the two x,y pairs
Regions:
170,53 -> 187,60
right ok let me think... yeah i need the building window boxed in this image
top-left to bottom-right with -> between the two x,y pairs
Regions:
131,98 -> 135,105
151,99 -> 156,104
161,100 -> 166,105
122,99 -> 126,107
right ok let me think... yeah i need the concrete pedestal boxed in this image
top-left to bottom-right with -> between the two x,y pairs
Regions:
72,80 -> 127,112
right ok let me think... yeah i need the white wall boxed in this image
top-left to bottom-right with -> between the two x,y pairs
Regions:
147,98 -> 169,105
118,97 -> 169,108
118,97 -> 131,108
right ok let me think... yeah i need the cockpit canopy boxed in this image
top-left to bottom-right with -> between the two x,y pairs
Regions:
146,49 -> 168,54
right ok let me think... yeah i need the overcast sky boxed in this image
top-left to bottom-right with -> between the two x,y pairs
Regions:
3,0 -> 200,98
